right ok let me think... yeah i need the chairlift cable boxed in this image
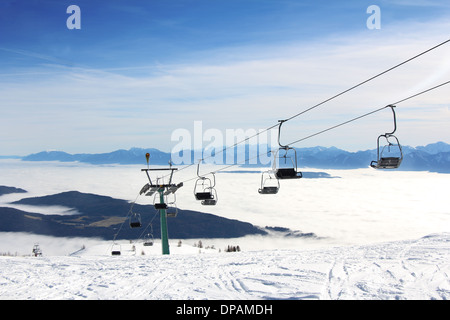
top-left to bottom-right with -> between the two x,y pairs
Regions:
166,39 -> 450,181
111,192 -> 141,244
286,80 -> 450,147
136,209 -> 159,242
177,79 -> 450,185
391,80 -> 450,105
286,105 -> 389,146
163,123 -> 280,179
283,38 -> 450,123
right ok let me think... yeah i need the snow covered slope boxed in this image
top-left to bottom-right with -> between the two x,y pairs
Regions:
1,233 -> 449,300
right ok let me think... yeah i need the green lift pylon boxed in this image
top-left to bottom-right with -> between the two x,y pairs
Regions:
140,153 -> 183,255
158,187 -> 170,254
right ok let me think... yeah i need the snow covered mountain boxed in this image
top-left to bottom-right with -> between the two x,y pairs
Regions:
21,147 -> 171,165
0,159 -> 448,301
0,233 -> 448,300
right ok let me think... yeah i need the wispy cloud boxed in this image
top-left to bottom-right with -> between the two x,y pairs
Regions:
0,47 -> 74,67
1,11 -> 449,155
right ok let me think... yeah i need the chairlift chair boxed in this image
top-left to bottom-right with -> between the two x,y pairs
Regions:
273,147 -> 303,179
194,177 -> 215,201
273,120 -> 303,180
258,170 -> 280,194
143,233 -> 154,246
194,161 -> 218,205
129,212 -> 142,228
167,205 -> 178,217
194,181 -> 218,205
153,192 -> 176,215
166,194 -> 178,217
370,135 -> 403,169
195,189 -> 214,200
200,187 -> 218,205
370,105 -> 403,169
111,243 -> 121,256
154,203 -> 168,210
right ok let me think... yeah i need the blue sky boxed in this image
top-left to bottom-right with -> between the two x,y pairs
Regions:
0,1 -> 370,71
1,0 -> 450,155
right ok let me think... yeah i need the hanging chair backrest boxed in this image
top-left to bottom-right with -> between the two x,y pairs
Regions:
195,191 -> 214,200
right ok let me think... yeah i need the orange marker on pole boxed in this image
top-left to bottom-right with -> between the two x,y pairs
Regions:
145,153 -> 150,168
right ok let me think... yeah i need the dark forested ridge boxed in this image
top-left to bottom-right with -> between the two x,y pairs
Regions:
0,189 -> 267,240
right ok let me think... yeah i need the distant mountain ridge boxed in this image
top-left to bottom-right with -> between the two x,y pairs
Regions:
15,141 -> 450,173
0,186 -> 27,195
21,147 -> 170,165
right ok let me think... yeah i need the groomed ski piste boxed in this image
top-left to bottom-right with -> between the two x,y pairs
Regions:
1,233 -> 449,300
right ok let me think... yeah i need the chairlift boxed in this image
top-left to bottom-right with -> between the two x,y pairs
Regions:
111,243 -> 121,256
273,120 -> 303,179
152,192 -> 178,216
273,148 -> 303,179
200,187 -> 218,205
167,205 -> 178,217
152,192 -> 168,211
143,233 -> 154,246
129,212 -> 142,228
370,105 -> 403,169
194,161 -> 218,205
32,243 -> 42,257
166,193 -> 178,217
154,203 -> 168,210
258,170 -> 280,194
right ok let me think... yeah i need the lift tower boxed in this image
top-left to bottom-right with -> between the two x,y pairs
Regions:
140,153 -> 183,255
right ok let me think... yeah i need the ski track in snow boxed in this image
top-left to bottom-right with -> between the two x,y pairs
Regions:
1,233 -> 449,300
